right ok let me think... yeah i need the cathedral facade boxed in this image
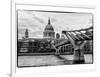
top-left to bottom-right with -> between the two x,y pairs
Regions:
43,18 -> 55,39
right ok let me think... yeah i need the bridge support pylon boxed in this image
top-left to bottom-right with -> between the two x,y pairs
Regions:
73,49 -> 85,64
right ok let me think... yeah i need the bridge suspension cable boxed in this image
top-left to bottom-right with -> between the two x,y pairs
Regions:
62,26 -> 93,41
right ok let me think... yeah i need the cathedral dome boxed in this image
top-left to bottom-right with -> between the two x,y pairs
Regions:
45,24 -> 54,31
44,18 -> 54,31
43,18 -> 55,39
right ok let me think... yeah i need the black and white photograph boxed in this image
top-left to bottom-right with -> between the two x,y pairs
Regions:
17,9 -> 93,68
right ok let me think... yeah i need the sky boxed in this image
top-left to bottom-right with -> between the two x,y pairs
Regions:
18,10 -> 93,39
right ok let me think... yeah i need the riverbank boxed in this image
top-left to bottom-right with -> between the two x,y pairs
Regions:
18,54 -> 93,67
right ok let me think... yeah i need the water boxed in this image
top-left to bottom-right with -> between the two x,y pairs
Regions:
18,54 -> 93,67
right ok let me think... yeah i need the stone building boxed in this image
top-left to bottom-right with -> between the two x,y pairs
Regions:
43,18 -> 55,39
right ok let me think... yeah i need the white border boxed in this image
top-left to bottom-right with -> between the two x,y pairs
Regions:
11,2 -> 96,77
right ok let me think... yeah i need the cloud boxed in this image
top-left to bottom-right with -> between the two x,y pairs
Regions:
29,30 -> 43,38
18,10 -> 93,39
51,18 -> 57,23
33,16 -> 45,24
25,11 -> 45,24
18,29 -> 25,34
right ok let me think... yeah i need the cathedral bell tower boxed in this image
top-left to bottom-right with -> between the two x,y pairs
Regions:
25,29 -> 29,38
